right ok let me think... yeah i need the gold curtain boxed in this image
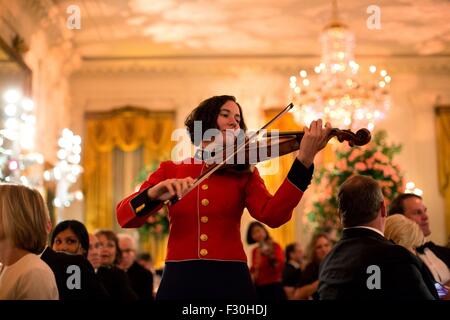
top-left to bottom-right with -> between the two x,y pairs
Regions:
435,106 -> 450,235
261,110 -> 299,248
83,107 -> 174,267
261,110 -> 335,249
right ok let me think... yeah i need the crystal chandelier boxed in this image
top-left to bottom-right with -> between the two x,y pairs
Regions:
289,1 -> 391,131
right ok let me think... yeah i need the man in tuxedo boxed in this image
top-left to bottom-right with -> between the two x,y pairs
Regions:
318,175 -> 438,300
389,193 -> 450,267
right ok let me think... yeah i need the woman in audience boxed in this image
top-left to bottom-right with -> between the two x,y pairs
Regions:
247,221 -> 286,300
0,184 -> 59,300
385,214 -> 450,299
95,229 -> 138,300
51,220 -> 89,257
294,232 -> 332,300
282,242 -> 304,299
46,219 -> 110,300
87,233 -> 102,271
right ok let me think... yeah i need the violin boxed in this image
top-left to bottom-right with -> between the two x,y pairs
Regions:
167,103 -> 371,205
203,127 -> 370,165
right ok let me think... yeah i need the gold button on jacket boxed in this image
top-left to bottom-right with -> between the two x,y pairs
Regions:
200,249 -> 208,256
200,234 -> 208,241
201,199 -> 209,206
200,216 -> 209,223
201,184 -> 209,190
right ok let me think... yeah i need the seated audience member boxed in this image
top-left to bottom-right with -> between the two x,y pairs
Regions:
88,233 -> 102,272
0,184 -> 58,300
137,253 -> 163,295
294,233 -> 331,300
51,220 -> 89,257
247,221 -> 286,300
385,214 -> 450,299
44,220 -> 109,300
389,193 -> 450,267
319,175 -> 439,300
95,229 -> 138,300
282,242 -> 304,299
118,234 -> 154,300
137,253 -> 154,272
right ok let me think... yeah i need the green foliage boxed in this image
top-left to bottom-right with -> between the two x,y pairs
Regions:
308,130 -> 405,232
134,161 -> 169,238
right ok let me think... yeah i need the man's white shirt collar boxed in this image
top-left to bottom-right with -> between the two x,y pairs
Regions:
344,226 -> 384,237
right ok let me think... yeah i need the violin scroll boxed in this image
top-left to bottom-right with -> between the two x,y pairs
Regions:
331,128 -> 371,147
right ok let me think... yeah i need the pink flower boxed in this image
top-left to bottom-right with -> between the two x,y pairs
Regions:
336,159 -> 348,170
355,162 -> 367,171
154,224 -> 163,233
349,149 -> 363,162
365,156 -> 375,169
374,151 -> 389,163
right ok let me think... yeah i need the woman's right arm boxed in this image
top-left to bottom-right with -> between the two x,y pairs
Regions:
116,164 -> 166,228
116,162 -> 193,228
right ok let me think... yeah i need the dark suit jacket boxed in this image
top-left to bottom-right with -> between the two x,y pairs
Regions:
41,247 -> 109,300
125,261 -> 154,300
96,265 -> 138,300
418,241 -> 450,268
282,262 -> 302,287
318,228 -> 439,300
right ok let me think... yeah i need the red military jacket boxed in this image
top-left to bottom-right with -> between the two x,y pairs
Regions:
116,158 -> 313,262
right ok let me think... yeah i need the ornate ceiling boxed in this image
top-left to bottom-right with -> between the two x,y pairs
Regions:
50,0 -> 450,58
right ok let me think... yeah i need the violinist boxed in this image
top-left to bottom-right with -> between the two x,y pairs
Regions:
116,95 -> 332,300
247,221 -> 286,300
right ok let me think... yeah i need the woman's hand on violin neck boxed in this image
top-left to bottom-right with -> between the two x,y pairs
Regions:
147,177 -> 194,201
296,120 -> 332,167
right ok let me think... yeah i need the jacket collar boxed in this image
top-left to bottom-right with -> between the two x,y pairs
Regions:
341,227 -> 385,242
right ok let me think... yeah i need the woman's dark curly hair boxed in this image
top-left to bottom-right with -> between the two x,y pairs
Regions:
184,95 -> 247,145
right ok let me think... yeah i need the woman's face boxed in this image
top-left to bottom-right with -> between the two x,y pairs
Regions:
88,234 -> 101,269
216,100 -> 241,132
52,228 -> 84,255
315,236 -> 332,262
97,234 -> 117,266
251,225 -> 267,243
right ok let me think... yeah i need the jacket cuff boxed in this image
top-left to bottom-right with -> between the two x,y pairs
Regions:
129,186 -> 163,217
287,158 -> 314,192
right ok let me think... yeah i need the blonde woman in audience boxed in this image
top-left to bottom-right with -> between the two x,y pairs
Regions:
385,214 -> 450,299
294,232 -> 332,300
384,214 -> 424,253
0,184 -> 58,300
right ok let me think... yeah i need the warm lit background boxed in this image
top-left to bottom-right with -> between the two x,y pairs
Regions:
1,0 -> 449,267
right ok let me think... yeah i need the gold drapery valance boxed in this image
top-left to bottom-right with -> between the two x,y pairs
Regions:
435,106 -> 450,235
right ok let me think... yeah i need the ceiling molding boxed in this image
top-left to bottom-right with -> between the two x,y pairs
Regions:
73,55 -> 450,76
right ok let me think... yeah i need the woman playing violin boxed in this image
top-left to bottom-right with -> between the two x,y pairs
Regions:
116,95 -> 332,300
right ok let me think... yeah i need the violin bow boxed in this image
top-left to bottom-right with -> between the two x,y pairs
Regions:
168,102 -> 295,204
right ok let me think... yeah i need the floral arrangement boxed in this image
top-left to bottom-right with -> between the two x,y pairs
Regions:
133,162 -> 169,238
307,130 -> 405,232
